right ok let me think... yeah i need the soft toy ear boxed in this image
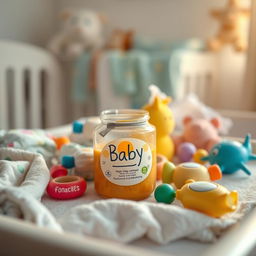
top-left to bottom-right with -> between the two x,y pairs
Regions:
183,116 -> 192,126
152,96 -> 161,110
124,30 -> 135,51
210,9 -> 222,19
210,117 -> 221,129
98,13 -> 108,24
60,9 -> 73,21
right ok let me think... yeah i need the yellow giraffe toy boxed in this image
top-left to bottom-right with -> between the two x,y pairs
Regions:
144,96 -> 175,160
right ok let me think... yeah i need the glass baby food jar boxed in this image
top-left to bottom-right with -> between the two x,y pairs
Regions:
94,109 -> 156,200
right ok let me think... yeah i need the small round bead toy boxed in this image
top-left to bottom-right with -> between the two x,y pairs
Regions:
62,155 -> 76,169
193,149 -> 208,164
177,142 -> 196,162
154,184 -> 176,204
53,136 -> 70,150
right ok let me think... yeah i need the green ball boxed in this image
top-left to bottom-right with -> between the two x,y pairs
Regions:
154,184 -> 176,204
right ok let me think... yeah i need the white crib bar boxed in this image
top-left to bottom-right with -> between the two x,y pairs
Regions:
197,75 -> 204,101
177,51 -> 219,107
0,70 -> 8,129
45,69 -> 63,128
13,70 -> 26,128
0,40 -> 65,129
30,70 -> 42,128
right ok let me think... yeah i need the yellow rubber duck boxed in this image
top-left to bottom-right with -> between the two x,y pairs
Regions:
144,96 -> 175,160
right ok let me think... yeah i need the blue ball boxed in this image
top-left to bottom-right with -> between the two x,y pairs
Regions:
154,184 -> 176,204
62,155 -> 75,169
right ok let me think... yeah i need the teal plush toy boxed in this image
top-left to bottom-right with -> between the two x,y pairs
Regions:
201,134 -> 256,175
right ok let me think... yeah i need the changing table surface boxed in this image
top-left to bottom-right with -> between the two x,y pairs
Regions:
43,120 -> 256,256
42,162 -> 256,256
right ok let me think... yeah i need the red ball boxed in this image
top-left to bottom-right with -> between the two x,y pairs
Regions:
50,165 -> 68,178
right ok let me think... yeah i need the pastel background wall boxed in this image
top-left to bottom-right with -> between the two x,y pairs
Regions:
0,0 -> 251,110
57,0 -> 222,41
1,0 -> 249,48
0,0 -> 57,47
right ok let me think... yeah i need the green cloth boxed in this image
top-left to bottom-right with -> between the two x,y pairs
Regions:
107,50 -> 138,96
108,50 -> 183,108
71,38 -> 205,107
72,52 -> 91,102
108,38 -> 205,108
134,37 -> 205,53
108,50 -> 152,108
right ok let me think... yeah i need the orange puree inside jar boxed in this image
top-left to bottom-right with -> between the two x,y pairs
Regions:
93,109 -> 156,200
94,146 -> 156,200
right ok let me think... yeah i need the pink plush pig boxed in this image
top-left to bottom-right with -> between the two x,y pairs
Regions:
173,116 -> 221,152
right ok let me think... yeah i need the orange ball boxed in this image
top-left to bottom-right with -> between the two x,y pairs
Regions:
53,136 -> 70,150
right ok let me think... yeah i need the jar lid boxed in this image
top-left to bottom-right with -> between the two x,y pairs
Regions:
99,109 -> 149,137
100,109 -> 149,124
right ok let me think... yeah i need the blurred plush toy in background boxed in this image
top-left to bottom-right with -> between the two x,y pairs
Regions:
144,96 -> 175,160
106,29 -> 135,51
173,116 -> 221,152
48,8 -> 106,59
207,0 -> 250,52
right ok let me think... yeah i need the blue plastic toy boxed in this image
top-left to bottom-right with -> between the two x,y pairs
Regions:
201,134 -> 256,175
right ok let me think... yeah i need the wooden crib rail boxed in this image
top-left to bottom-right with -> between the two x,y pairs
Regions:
177,51 -> 219,107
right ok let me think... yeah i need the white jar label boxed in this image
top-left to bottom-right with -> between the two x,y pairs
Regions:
100,138 -> 152,186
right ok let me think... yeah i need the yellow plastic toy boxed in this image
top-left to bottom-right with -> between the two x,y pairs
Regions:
162,162 -> 222,189
143,96 -> 175,160
193,149 -> 208,164
176,180 -> 238,218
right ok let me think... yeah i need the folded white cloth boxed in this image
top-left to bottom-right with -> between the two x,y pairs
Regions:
57,165 -> 256,244
59,199 -> 234,244
0,148 -> 62,231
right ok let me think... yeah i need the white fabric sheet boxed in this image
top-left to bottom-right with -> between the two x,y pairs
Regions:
1,147 -> 255,245
0,148 -> 61,231
43,162 -> 256,244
